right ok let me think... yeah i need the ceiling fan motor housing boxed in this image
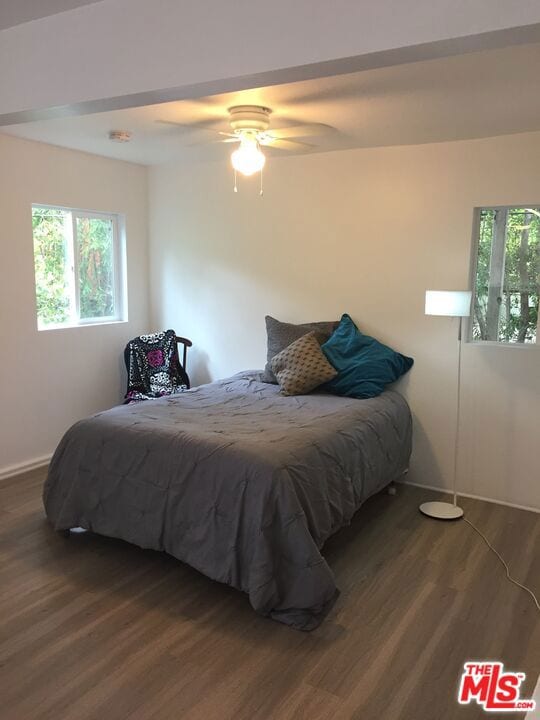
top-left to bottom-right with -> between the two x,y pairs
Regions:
228,105 -> 271,134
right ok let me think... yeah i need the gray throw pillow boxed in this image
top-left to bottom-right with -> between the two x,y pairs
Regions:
261,315 -> 339,383
270,332 -> 337,396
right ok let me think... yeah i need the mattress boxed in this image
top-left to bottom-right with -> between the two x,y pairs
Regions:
44,371 -> 412,630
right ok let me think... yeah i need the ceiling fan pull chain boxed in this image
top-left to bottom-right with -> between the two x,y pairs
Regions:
260,166 -> 264,197
233,168 -> 238,193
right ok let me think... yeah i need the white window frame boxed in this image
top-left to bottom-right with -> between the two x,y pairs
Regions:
469,205 -> 539,347
32,204 -> 127,330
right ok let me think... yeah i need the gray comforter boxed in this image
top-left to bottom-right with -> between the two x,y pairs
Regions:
44,372 -> 412,630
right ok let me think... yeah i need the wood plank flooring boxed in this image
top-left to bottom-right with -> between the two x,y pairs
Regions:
0,468 -> 538,720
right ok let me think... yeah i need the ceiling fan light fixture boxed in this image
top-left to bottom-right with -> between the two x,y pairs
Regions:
231,137 -> 265,176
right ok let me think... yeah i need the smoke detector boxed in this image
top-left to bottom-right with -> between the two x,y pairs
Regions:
108,130 -> 132,143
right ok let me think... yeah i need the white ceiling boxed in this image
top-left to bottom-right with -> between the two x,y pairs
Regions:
3,43 -> 540,166
0,0 -> 103,30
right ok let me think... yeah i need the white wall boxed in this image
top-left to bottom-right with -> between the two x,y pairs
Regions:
149,131 -> 540,510
0,133 -> 149,476
2,0 -> 540,119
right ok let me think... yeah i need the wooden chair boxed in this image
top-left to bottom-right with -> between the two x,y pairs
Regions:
123,332 -> 193,396
175,336 -> 193,383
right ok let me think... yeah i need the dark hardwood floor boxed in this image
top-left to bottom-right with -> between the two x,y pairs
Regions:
0,468 -> 538,720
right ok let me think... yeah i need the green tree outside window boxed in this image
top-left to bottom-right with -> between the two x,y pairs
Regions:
32,206 -> 122,329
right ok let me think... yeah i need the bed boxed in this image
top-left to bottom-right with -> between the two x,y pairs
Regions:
44,371 -> 412,630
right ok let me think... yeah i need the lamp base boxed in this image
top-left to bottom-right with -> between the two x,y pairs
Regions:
419,501 -> 464,520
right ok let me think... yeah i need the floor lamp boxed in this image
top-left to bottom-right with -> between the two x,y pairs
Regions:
420,290 -> 472,521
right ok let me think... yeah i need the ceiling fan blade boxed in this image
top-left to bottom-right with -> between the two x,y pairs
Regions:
267,123 -> 335,139
156,120 -> 235,138
185,136 -> 240,147
262,138 -> 314,151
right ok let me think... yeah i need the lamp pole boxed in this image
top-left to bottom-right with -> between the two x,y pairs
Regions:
453,316 -> 463,508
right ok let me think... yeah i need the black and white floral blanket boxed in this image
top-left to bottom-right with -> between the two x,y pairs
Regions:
124,329 -> 189,403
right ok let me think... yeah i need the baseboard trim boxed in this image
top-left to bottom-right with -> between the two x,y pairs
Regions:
400,478 -> 539,514
0,454 -> 52,482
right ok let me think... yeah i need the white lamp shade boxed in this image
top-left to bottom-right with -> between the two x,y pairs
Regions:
425,290 -> 472,317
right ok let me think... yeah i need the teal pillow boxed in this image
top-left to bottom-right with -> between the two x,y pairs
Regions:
322,314 -> 413,398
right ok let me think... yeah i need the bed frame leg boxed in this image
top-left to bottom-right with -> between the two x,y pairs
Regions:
59,527 -> 88,538
388,468 -> 409,496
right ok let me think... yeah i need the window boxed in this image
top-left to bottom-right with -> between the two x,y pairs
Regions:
471,206 -> 539,344
32,205 -> 126,330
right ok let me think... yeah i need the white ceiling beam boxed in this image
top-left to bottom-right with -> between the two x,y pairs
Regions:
0,0 -> 104,31
2,0 -> 540,124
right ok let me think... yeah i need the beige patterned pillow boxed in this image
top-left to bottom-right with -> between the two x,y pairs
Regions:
270,331 -> 337,396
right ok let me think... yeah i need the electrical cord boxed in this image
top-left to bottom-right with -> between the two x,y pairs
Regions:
464,517 -> 540,613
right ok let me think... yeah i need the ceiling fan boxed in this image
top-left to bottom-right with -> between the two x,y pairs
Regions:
160,105 -> 334,192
